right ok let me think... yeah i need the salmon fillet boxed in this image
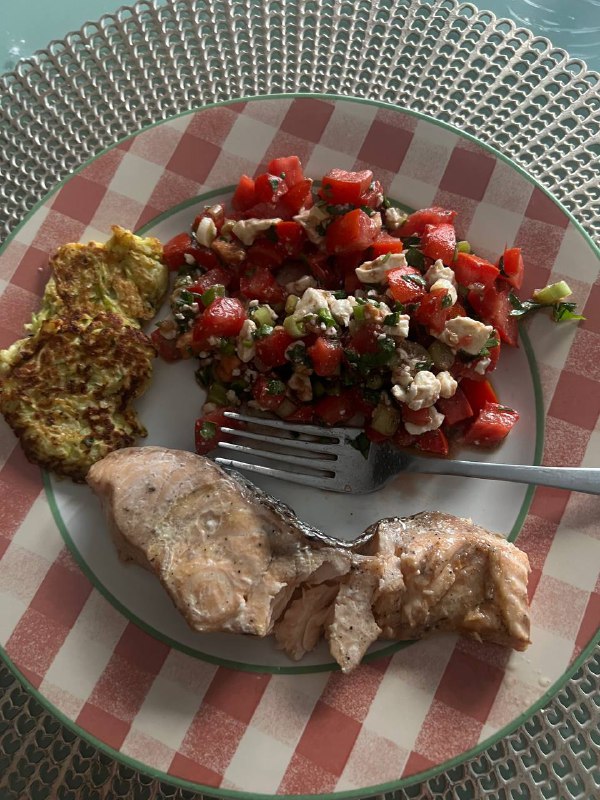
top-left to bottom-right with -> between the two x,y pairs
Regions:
87,446 -> 531,672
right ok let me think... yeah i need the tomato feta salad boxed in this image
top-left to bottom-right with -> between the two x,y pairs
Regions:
152,155 -> 581,458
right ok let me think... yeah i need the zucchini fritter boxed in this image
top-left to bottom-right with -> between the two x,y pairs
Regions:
0,227 -> 168,480
0,312 -> 155,481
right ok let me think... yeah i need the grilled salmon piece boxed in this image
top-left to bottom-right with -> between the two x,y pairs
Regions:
87,446 -> 530,671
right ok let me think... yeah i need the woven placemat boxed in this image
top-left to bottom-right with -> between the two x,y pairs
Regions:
0,2 -> 598,798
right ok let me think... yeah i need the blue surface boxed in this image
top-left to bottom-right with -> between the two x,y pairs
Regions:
1,0 -> 599,73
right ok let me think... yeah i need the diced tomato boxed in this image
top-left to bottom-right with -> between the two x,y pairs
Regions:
231,175 -> 256,212
307,337 -> 343,377
267,155 -> 304,188
359,179 -> 384,209
254,326 -> 294,369
401,406 -> 433,427
286,405 -> 315,423
325,209 -> 380,255
314,389 -> 357,426
347,324 -> 379,355
463,401 -> 519,446
151,328 -> 181,362
391,428 -> 417,448
193,205 -> 225,234
460,378 -> 498,415
194,296 -> 246,342
452,336 -> 500,381
420,223 -> 457,264
467,283 -> 519,346
369,232 -> 404,259
303,251 -> 338,288
188,266 -> 232,294
246,239 -> 285,270
276,221 -> 306,256
498,247 -> 524,290
344,271 -> 362,294
194,409 -> 232,455
454,253 -> 500,288
254,173 -> 288,204
398,206 -> 457,237
278,178 -> 314,216
416,428 -> 449,456
413,288 -> 454,333
162,233 -> 219,271
387,265 -> 427,304
251,374 -> 286,411
319,168 -> 374,206
352,389 -> 377,419
436,386 -> 473,425
240,265 -> 287,305
365,425 -> 390,443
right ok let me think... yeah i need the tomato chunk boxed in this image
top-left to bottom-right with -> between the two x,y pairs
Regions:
240,265 -> 287,305
359,179 -> 384,209
325,209 -> 380,254
286,405 -> 315,423
267,155 -> 304,188
463,401 -> 519,446
314,390 -> 357,426
195,409 -> 231,455
254,173 -> 288,204
401,406 -> 433,427
151,328 -> 181,362
252,375 -> 286,410
498,247 -> 524,290
436,386 -> 473,425
468,283 -> 519,346
460,378 -> 498,415
416,428 -> 449,456
387,265 -> 426,304
278,178 -> 313,216
276,221 -> 306,256
307,337 -> 343,377
420,223 -> 457,264
398,207 -> 457,237
195,296 -> 247,340
246,239 -> 285,270
162,233 -> 219,271
319,168 -> 373,206
188,266 -> 232,294
454,253 -> 500,288
232,175 -> 256,212
369,232 -> 404,259
254,326 -> 294,369
413,288 -> 455,333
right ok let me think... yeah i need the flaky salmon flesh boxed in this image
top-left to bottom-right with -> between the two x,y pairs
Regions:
87,446 -> 531,672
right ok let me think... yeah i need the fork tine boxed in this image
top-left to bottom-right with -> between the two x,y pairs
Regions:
215,457 -> 331,489
219,426 -> 341,455
223,411 -> 350,440
217,441 -> 336,473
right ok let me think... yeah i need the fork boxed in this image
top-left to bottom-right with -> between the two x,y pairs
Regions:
215,411 -> 600,495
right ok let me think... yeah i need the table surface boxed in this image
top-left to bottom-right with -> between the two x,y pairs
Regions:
2,0 -> 600,73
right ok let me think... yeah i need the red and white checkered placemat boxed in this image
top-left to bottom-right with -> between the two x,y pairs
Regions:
0,97 -> 598,796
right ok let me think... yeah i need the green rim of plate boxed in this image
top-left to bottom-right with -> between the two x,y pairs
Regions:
0,92 -> 597,799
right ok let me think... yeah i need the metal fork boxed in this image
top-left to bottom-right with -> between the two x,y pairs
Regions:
215,411 -> 600,495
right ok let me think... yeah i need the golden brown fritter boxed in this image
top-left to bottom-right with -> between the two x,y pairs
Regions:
0,312 -> 155,481
0,227 -> 169,479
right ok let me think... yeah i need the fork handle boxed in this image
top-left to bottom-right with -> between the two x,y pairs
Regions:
408,457 -> 600,495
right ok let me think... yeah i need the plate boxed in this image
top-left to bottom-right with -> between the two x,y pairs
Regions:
0,95 -> 598,797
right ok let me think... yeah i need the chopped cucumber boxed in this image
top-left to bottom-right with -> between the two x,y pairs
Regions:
532,281 -> 572,305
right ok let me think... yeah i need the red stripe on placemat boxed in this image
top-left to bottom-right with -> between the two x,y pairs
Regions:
413,699 -> 482,763
166,135 -> 223,184
113,622 -> 171,675
529,487 -> 571,524
439,147 -> 496,201
431,189 -> 479,239
525,186 -> 570,229
514,218 -> 566,298
564,328 -> 600,382
516,514 -> 560,572
5,608 -> 70,685
169,753 -> 223,787
86,652 -> 163,726
76,703 -> 131,750
177,703 -> 247,778
357,119 -> 414,172
51,176 -> 106,224
294,700 -> 362,777
575,592 -> 600,654
0,447 -> 43,542
0,283 -> 42,338
320,663 -> 387,722
548,371 -> 600,431
78,146 -> 125,186
29,559 -> 92,628
278,752 -> 338,795
280,98 -> 335,143
185,106 -> 241,145
543,416 -> 591,468
203,666 -> 271,723
434,650 -> 505,724
29,209 -> 87,254
401,750 -> 436,778
10,246 -> 51,295
582,280 -> 600,335
530,575 -> 589,640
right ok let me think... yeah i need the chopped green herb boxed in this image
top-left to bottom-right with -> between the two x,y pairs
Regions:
478,335 -> 499,356
269,176 -> 280,192
267,379 -> 286,396
383,311 -> 401,326
325,203 -> 354,216
206,382 -> 228,406
254,324 -> 274,339
219,338 -> 236,355
393,301 -> 406,313
200,284 -> 226,307
553,302 -> 585,323
402,236 -> 421,248
195,366 -> 212,388
402,273 -> 427,287
317,308 -> 338,327
178,289 -> 194,304
360,205 -> 376,215
279,171 -> 286,179
441,292 -> 453,308
286,343 -> 308,364
350,433 -> 371,458
197,421 -> 217,441
496,405 -> 515,413
509,292 -> 585,323
332,290 -> 348,299
414,360 -> 432,371
315,221 -> 329,236
404,247 -> 425,270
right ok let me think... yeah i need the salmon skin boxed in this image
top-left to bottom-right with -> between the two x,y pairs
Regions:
87,446 -> 531,672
